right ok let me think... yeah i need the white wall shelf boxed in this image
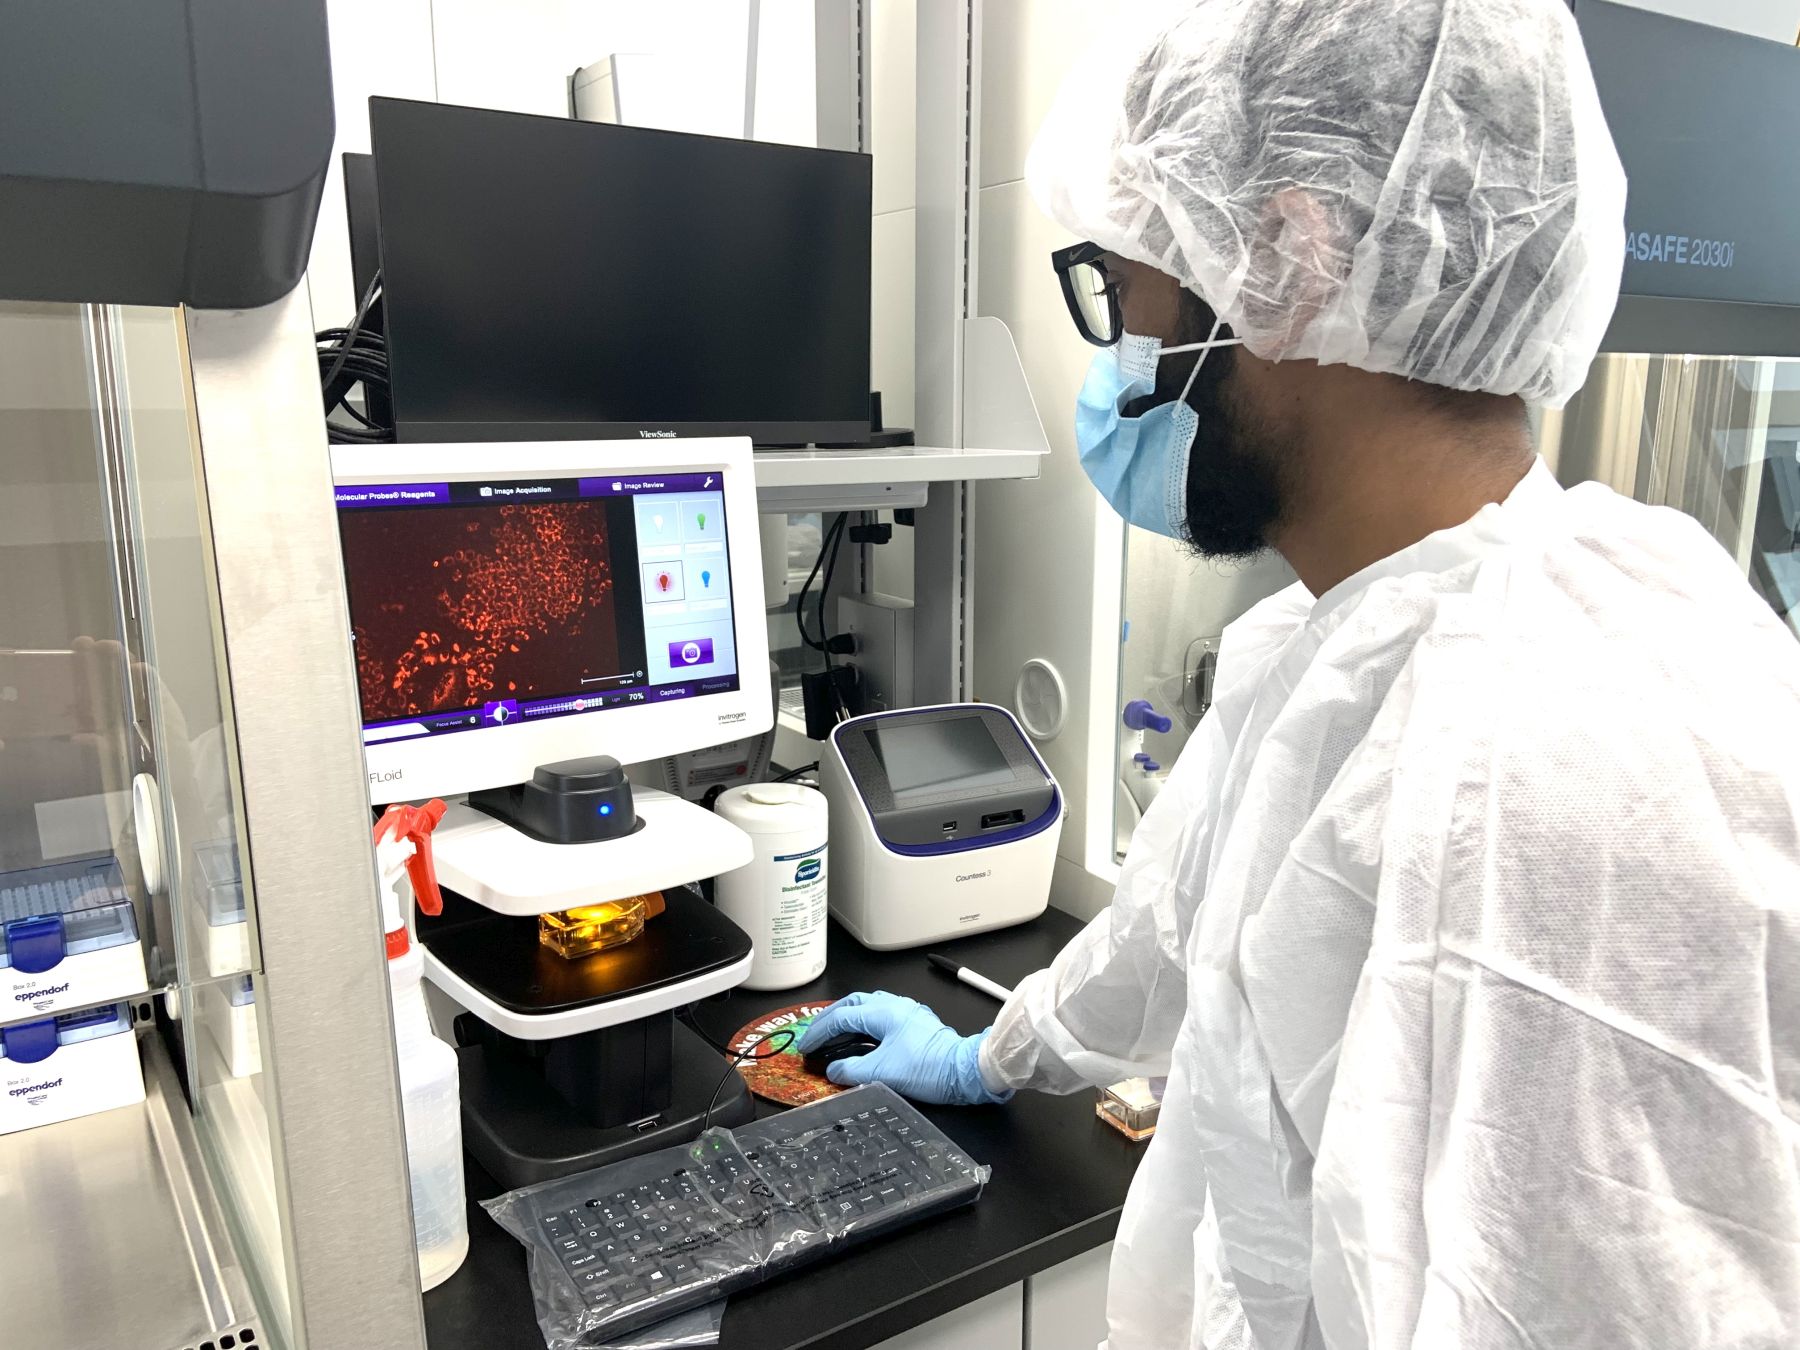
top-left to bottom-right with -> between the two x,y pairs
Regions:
754,443 -> 1043,513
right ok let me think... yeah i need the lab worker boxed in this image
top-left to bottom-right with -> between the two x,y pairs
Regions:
799,2 -> 1800,1347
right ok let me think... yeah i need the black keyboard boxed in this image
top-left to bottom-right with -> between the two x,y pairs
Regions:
485,1084 -> 989,1344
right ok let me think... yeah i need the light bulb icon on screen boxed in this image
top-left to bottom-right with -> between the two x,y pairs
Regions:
696,511 -> 707,530
656,571 -> 672,592
652,513 -> 665,532
701,569 -> 712,588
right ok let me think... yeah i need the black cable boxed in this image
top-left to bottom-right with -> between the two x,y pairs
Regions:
794,516 -> 837,650
815,513 -> 855,721
317,270 -> 393,444
698,1026 -> 795,1135
794,514 -> 847,653
677,1005 -> 738,1056
774,761 -> 819,783
333,396 -> 380,431
320,270 -> 383,398
816,513 -> 848,655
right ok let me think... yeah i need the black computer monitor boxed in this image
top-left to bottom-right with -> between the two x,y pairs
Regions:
338,151 -> 392,430
341,151 -> 383,302
367,97 -> 873,445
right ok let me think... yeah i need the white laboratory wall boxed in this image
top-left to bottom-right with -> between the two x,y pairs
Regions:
304,0 -> 819,329
869,0 -> 920,601
432,0 -> 816,135
305,0 -> 437,329
1611,0 -> 1800,42
970,0 -> 1124,912
429,0 -> 572,117
750,0 -> 819,146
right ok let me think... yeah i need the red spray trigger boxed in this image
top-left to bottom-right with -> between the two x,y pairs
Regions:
374,798 -> 448,916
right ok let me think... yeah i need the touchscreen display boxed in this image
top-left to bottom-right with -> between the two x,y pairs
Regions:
868,719 -> 1015,804
334,472 -> 739,744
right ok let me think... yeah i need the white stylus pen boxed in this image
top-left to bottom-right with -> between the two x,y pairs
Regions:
927,952 -> 1014,1003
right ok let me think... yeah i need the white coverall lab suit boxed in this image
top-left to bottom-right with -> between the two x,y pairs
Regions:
981,462 -> 1800,1349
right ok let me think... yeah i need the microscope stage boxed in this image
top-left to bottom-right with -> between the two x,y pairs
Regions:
418,886 -> 753,1039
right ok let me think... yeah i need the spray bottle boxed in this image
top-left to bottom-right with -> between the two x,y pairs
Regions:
373,799 -> 468,1291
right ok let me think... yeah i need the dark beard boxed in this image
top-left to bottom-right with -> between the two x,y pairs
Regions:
1180,353 -> 1286,561
1123,292 -> 1288,561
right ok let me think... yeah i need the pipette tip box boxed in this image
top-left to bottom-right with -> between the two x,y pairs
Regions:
195,840 -> 252,978
0,856 -> 147,1022
0,1001 -> 144,1134
198,974 -> 261,1079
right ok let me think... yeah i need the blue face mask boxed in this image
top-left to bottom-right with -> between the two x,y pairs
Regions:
1075,322 -> 1244,538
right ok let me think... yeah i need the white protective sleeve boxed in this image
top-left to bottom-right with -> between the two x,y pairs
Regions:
981,583 -> 1313,1098
981,738 -> 1213,1095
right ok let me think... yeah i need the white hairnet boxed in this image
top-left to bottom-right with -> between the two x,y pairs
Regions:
1026,0 -> 1628,407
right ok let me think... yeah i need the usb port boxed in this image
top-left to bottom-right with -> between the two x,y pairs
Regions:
941,821 -> 957,833
980,809 -> 1025,830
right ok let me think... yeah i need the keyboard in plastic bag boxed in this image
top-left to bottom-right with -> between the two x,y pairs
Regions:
483,1083 -> 990,1347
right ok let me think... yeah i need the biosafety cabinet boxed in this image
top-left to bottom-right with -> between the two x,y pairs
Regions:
0,4 -> 429,1345
0,299 -> 432,1349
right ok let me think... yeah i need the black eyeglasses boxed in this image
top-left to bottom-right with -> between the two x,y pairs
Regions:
1051,241 -> 1122,347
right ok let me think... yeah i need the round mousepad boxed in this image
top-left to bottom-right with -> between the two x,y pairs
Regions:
726,1001 -> 846,1107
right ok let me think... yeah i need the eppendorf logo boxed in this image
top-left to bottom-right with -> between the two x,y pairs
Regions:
9,1077 -> 62,1101
16,982 -> 69,1004
638,429 -> 678,439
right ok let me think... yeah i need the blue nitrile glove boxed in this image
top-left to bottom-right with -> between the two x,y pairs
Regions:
796,992 -> 1011,1105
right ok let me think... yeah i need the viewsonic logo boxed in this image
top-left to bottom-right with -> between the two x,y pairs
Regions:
638,429 -> 678,439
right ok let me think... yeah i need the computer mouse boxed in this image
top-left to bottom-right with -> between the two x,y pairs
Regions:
803,1032 -> 880,1077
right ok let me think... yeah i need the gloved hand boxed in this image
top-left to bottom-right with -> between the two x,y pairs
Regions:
796,992 -> 1011,1105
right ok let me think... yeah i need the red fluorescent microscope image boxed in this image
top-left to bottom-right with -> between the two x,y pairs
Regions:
340,501 -> 620,720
